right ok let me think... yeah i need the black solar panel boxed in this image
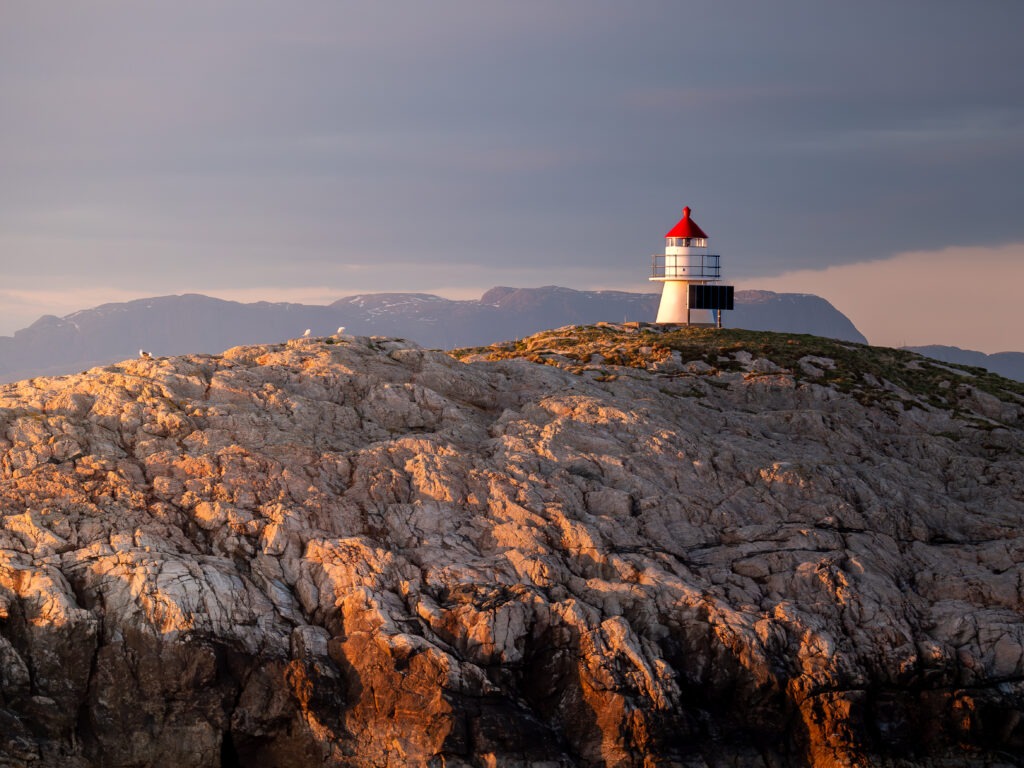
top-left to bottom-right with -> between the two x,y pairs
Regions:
688,285 -> 734,310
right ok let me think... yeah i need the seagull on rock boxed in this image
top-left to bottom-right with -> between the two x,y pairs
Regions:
336,326 -> 346,335
303,329 -> 311,337
139,349 -> 152,359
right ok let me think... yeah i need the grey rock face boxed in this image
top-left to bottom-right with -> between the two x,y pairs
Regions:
0,326 -> 1022,767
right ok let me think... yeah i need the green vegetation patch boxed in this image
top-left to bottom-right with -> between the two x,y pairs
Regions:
452,324 -> 1024,416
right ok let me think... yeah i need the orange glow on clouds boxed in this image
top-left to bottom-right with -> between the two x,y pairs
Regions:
748,243 -> 1024,354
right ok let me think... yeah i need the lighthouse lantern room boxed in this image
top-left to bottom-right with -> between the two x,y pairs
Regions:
650,206 -> 734,326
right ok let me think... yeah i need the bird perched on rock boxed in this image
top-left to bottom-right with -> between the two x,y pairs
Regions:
303,329 -> 311,337
139,350 -> 152,359
336,326 -> 346,335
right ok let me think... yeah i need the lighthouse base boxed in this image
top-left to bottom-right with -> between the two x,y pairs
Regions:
655,281 -> 714,325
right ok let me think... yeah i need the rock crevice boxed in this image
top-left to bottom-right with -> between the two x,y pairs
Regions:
0,327 -> 1022,766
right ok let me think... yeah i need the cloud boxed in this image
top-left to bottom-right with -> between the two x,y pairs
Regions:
747,243 -> 1024,354
1,2 -> 1023,343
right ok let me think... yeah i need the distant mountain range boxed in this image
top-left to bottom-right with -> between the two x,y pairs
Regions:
902,345 -> 1024,384
0,285 -> 861,383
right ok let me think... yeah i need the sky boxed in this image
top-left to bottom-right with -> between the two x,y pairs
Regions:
1,2 -> 1023,352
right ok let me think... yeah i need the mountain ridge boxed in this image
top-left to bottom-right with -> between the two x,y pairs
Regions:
904,344 -> 1024,384
0,286 -> 866,384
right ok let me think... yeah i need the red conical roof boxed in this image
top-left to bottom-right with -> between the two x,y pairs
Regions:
665,206 -> 708,239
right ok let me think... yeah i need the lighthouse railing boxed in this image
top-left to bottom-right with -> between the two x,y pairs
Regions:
651,253 -> 721,279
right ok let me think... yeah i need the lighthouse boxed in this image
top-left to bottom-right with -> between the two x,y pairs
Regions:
650,205 -> 734,325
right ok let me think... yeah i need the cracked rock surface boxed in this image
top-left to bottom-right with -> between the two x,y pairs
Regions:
1,326 -> 1023,767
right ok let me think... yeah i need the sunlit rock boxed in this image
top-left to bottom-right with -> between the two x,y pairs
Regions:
0,326 -> 1022,766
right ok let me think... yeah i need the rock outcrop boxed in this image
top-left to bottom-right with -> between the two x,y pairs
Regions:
0,325 -> 1022,767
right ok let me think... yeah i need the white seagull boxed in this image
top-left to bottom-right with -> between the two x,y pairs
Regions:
303,329 -> 311,337
336,326 -> 346,335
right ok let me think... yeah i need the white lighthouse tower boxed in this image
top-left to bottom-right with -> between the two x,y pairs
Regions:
650,206 -> 731,325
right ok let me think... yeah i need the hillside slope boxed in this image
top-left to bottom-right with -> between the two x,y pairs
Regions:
0,325 -> 1022,767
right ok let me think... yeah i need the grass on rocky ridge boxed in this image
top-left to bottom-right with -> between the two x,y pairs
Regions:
451,324 -> 1024,414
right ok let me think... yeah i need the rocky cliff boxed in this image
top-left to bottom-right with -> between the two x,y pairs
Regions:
0,325 -> 1022,767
